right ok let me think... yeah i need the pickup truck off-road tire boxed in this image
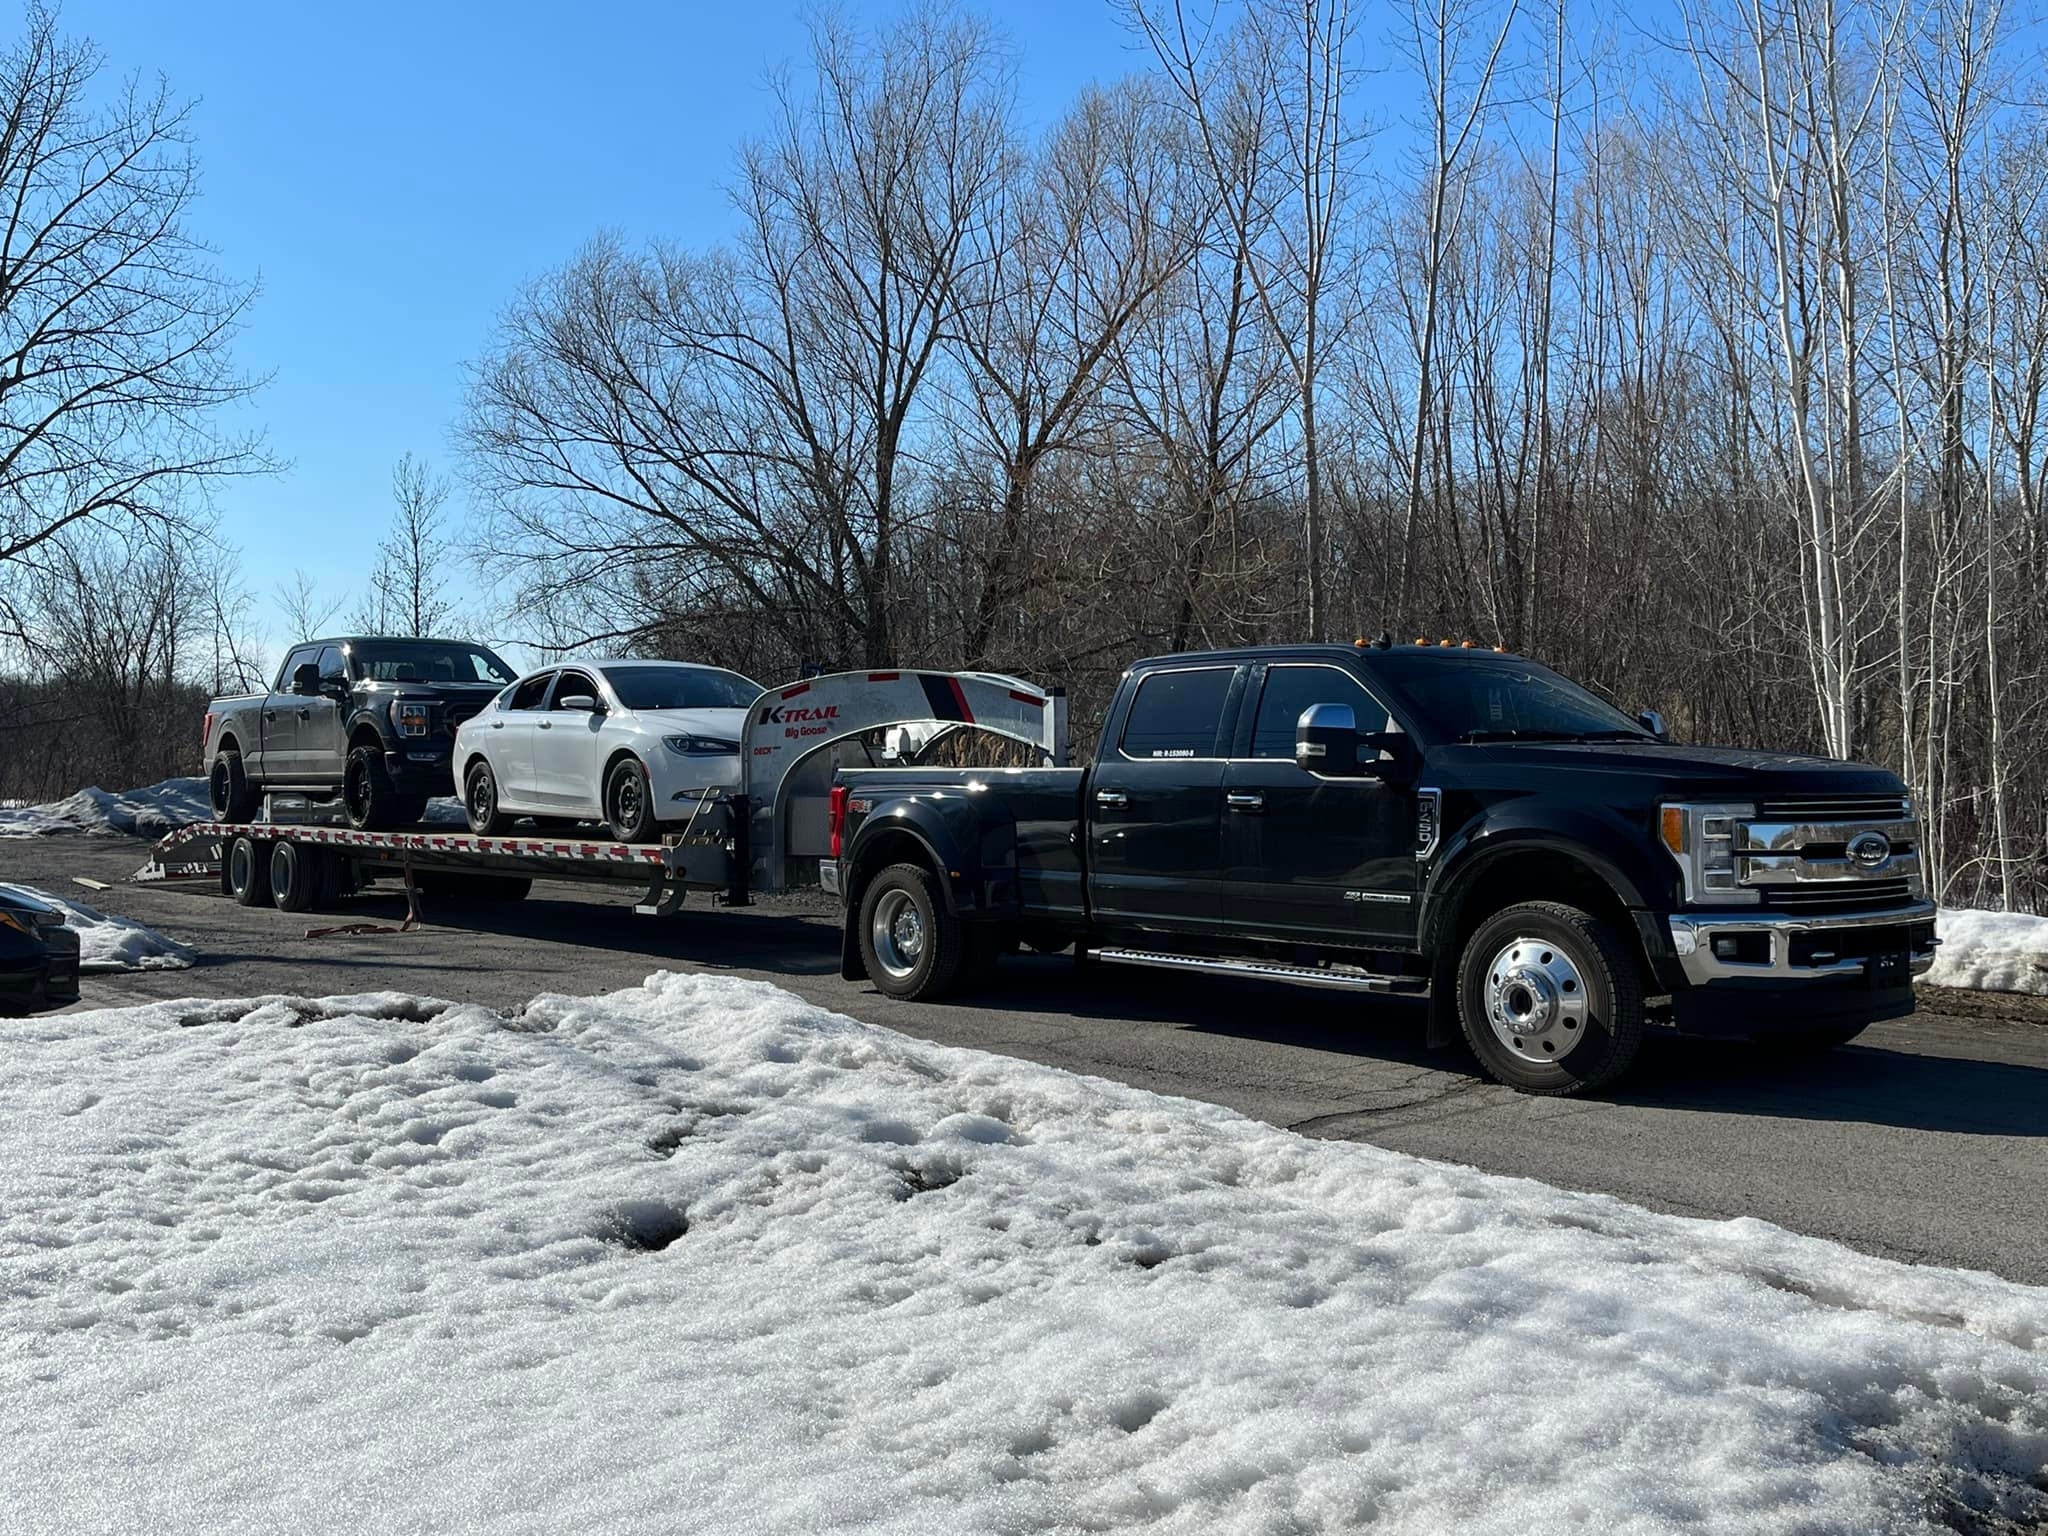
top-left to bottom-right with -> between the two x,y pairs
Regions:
228,836 -> 272,908
1456,900 -> 1643,1095
268,840 -> 322,912
604,756 -> 658,843
210,748 -> 260,822
344,744 -> 413,831
465,760 -> 510,834
858,862 -> 965,1001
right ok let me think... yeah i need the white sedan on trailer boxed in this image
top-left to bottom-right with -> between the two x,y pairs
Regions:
454,660 -> 763,842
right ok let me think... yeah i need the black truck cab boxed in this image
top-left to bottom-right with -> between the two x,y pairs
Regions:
828,642 -> 1935,1095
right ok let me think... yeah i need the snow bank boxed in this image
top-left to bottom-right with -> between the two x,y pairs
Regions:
1927,907 -> 2048,996
0,776 -> 209,839
0,883 -> 194,971
2,977 -> 2043,1534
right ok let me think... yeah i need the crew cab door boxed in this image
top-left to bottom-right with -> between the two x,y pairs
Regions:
531,668 -> 609,813
263,646 -> 318,778
1221,662 -> 1418,947
298,645 -> 349,778
1085,664 -> 1241,933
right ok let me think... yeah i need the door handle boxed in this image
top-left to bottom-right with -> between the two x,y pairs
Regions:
1226,791 -> 1264,813
1094,789 -> 1129,810
262,709 -> 276,721
490,720 -> 504,730
537,720 -> 553,730
297,708 -> 310,719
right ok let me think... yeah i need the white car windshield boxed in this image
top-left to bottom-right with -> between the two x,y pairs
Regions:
602,665 -> 761,711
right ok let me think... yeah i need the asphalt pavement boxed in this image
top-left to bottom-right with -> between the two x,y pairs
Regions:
9,835 -> 2047,1286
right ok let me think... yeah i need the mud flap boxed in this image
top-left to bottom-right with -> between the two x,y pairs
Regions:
840,911 -> 865,982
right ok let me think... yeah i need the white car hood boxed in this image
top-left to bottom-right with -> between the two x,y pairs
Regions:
632,707 -> 749,742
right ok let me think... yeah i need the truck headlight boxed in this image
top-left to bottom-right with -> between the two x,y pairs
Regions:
1659,801 -> 1758,905
390,701 -> 432,738
663,735 -> 739,756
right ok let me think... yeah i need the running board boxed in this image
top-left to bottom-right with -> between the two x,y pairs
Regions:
1091,948 -> 1427,994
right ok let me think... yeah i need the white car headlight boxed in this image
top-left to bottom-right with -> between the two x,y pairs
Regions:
663,735 -> 740,756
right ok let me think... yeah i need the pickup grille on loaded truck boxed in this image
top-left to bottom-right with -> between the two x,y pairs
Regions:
1758,794 -> 1910,822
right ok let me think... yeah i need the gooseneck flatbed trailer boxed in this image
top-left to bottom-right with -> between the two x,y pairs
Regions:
141,669 -> 1067,918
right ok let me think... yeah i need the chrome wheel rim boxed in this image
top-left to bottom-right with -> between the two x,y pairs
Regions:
869,888 -> 925,980
1484,935 -> 1590,1065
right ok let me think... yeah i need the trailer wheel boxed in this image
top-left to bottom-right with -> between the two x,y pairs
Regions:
269,841 -> 321,912
465,759 -> 509,834
1456,901 -> 1643,1096
604,756 -> 658,843
210,748 -> 260,822
228,836 -> 272,907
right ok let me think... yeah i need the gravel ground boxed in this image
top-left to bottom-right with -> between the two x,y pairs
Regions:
7,834 -> 2048,1285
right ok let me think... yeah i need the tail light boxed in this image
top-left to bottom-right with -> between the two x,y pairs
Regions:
828,785 -> 849,859
202,711 -> 216,750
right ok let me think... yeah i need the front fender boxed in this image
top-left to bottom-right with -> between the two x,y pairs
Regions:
1419,805 -> 1671,955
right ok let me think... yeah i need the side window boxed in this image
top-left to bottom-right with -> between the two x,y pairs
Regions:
1119,668 -> 1234,760
317,646 -> 348,684
276,647 -> 316,692
549,670 -> 598,708
1250,665 -> 1390,760
507,673 -> 554,711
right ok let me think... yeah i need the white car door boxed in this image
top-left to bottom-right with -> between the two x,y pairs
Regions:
481,672 -> 553,810
531,668 -> 610,813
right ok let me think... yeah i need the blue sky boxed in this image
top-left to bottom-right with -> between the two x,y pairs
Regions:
64,0 -> 1140,647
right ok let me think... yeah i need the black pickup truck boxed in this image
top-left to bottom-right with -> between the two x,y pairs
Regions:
204,636 -> 516,830
823,642 -> 1936,1094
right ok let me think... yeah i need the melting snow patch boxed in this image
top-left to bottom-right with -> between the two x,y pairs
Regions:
0,884 -> 195,971
1928,908 -> 2048,997
0,972 -> 2044,1535
0,777 -> 210,838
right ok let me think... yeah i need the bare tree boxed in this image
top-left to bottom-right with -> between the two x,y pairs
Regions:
356,454 -> 459,636
0,7 -> 263,568
274,567 -> 341,641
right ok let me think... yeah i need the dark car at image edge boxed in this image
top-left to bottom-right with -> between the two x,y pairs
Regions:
0,886 -> 81,1017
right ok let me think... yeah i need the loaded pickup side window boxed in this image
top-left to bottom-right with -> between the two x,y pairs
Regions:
317,647 -> 348,685
1118,667 -> 1234,760
276,647 -> 316,693
1249,665 -> 1394,759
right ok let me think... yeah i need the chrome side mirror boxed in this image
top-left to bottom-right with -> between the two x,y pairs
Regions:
1296,702 -> 1363,775
556,693 -> 601,714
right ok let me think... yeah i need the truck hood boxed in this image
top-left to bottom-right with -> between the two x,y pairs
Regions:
1458,741 -> 1905,801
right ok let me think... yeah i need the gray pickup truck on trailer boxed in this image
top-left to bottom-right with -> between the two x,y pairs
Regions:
204,637 -> 516,831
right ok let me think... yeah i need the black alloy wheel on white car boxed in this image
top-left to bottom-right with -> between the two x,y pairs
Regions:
604,756 -> 658,843
465,760 -> 509,835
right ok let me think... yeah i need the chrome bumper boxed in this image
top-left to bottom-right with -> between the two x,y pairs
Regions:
1668,900 -> 1938,985
819,859 -> 842,899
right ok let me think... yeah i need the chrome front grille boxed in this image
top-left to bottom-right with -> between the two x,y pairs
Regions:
1758,795 -> 1909,821
1762,877 -> 1915,912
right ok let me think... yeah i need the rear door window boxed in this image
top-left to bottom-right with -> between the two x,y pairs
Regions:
1118,667 -> 1234,760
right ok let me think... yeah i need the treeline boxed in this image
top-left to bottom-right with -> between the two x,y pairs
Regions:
464,0 -> 2048,911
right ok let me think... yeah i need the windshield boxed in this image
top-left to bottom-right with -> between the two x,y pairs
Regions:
602,664 -> 762,711
350,641 -> 514,685
1369,653 -> 1652,744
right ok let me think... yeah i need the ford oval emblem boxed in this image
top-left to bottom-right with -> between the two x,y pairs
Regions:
1847,831 -> 1892,870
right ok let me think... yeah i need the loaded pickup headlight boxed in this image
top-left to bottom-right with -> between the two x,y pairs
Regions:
663,735 -> 740,756
389,701 -> 432,738
1659,801 -> 1759,905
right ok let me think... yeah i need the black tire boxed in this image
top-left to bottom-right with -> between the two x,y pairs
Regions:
1456,900 -> 1644,1096
604,756 -> 658,843
210,748 -> 260,822
228,835 -> 272,907
465,759 -> 509,834
315,848 -> 346,907
857,862 -> 965,1001
342,744 -> 425,831
268,841 -> 320,913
